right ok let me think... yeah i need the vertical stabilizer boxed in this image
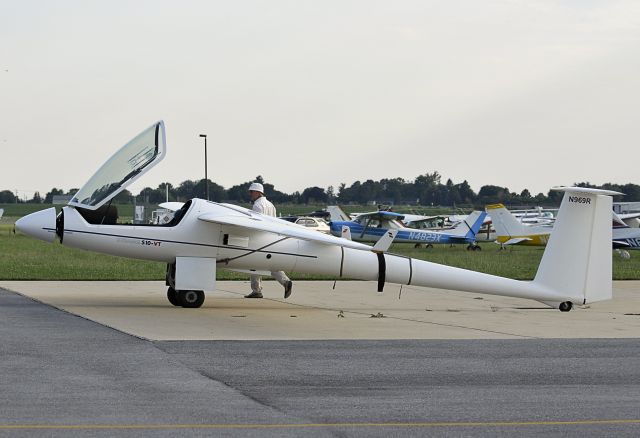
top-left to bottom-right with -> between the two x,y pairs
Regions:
534,187 -> 619,304
485,204 -> 528,238
448,211 -> 487,238
327,206 -> 351,222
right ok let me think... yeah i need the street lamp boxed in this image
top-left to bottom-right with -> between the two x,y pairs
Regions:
199,134 -> 209,201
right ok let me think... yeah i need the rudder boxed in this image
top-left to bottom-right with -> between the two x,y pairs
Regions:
533,188 -> 618,305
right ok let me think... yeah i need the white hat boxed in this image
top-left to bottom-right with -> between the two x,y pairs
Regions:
248,182 -> 264,193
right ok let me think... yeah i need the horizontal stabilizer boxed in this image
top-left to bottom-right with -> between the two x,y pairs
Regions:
372,229 -> 398,253
496,237 -> 533,246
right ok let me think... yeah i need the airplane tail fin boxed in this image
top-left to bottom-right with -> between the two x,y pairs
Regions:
449,211 -> 487,239
533,187 -> 618,306
485,203 -> 528,238
327,206 -> 350,222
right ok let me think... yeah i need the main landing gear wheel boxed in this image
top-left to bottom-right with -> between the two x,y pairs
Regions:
167,287 -> 205,308
178,290 -> 205,308
466,244 -> 481,251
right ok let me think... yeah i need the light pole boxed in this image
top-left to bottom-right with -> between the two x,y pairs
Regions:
199,134 -> 209,201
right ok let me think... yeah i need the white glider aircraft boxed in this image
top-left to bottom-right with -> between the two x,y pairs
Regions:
16,121 -> 618,312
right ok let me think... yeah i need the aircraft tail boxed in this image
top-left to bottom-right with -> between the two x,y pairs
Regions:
533,187 -> 618,306
485,203 -> 528,238
449,211 -> 487,239
327,206 -> 350,222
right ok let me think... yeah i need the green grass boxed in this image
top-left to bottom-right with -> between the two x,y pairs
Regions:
0,203 -> 52,218
0,224 -> 165,280
390,243 -> 544,280
1,223 -> 638,281
397,244 -> 640,280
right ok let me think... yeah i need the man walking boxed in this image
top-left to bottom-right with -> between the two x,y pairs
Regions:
244,182 -> 293,299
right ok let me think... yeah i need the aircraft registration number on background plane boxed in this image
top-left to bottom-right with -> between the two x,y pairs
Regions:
407,232 -> 442,242
141,239 -> 162,247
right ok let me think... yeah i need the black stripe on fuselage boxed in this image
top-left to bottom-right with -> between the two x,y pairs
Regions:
61,228 -> 318,259
376,252 -> 386,292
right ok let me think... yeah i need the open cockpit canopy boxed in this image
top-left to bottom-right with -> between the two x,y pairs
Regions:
69,121 -> 166,210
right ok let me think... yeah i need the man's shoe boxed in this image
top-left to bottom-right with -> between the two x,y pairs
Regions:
244,291 -> 263,298
284,281 -> 293,299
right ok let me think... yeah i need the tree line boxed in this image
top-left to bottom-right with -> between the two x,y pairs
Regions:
2,171 -> 639,207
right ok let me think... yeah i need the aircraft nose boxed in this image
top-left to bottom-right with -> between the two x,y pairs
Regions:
15,207 -> 58,243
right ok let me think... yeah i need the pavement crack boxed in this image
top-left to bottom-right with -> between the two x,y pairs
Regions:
202,372 -> 285,413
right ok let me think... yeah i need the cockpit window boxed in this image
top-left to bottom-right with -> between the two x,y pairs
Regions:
68,121 -> 166,210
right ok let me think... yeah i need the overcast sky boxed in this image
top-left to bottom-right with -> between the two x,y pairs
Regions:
2,0 -> 639,200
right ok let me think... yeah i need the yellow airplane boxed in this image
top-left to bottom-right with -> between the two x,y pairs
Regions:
487,203 -> 640,252
486,204 -> 553,246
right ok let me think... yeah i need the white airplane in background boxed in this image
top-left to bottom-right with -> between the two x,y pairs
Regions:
327,207 -> 486,250
508,207 -> 556,225
617,212 -> 640,228
403,214 -> 469,229
0,208 -> 3,219
345,210 -> 472,229
612,211 -> 640,251
16,121 -> 618,312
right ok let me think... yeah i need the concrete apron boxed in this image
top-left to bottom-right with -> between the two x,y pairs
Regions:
1,280 -> 639,341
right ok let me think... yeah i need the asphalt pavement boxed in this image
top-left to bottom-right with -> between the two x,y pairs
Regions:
2,286 -> 640,437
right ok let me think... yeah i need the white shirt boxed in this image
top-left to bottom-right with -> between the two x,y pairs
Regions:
252,196 -> 276,217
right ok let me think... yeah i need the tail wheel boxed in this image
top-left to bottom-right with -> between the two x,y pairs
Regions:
167,287 -> 180,306
559,301 -> 573,312
178,290 -> 205,308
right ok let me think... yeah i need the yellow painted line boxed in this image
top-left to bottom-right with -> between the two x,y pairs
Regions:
1,419 -> 640,430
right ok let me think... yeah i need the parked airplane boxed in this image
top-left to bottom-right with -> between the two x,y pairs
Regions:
404,215 -> 454,229
508,207 -> 556,225
487,203 -> 640,250
612,211 -> 640,250
486,204 -> 554,246
403,213 -> 474,229
16,121 -> 617,312
328,207 -> 487,250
